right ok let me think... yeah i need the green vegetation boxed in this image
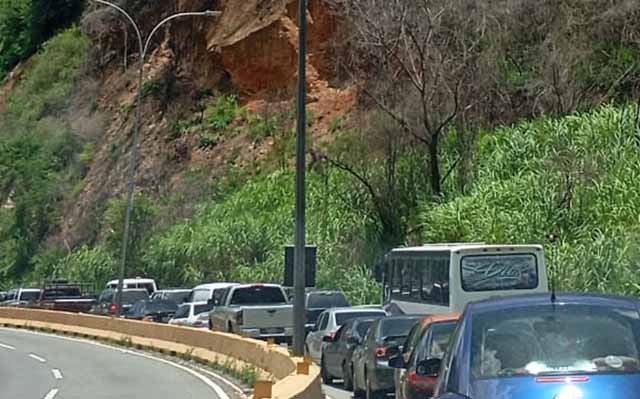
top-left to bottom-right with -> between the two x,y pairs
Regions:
0,27 -> 88,283
422,104 -> 640,295
0,0 -> 84,79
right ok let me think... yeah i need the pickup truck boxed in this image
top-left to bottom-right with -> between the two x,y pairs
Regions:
29,282 -> 96,313
209,284 -> 293,343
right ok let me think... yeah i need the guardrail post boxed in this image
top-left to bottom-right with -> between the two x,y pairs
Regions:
253,380 -> 273,399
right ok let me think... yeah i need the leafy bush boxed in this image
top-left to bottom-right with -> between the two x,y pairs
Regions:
5,26 -> 89,126
143,170 -> 381,304
205,95 -> 239,131
54,246 -> 116,292
421,104 -> 640,296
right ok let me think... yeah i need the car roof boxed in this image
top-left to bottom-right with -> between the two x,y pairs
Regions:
156,289 -> 190,293
234,283 -> 283,289
419,313 -> 460,327
329,307 -> 386,314
467,293 -> 640,314
306,290 -> 345,296
192,282 -> 239,290
391,244 -> 543,253
19,288 -> 41,292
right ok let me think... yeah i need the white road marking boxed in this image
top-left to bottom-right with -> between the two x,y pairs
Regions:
29,353 -> 47,363
51,369 -> 63,379
0,342 -> 15,350
43,388 -> 58,399
0,328 -> 233,399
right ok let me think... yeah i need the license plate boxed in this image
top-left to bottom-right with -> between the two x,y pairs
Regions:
261,327 -> 284,334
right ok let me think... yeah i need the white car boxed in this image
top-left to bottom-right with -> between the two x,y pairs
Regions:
305,307 -> 388,365
187,282 -> 239,304
169,302 -> 214,329
106,278 -> 157,294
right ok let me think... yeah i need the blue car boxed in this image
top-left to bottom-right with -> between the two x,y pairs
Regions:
425,293 -> 640,399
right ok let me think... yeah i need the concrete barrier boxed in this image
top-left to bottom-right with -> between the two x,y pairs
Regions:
0,308 -> 322,399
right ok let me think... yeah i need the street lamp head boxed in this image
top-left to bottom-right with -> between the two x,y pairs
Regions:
203,10 -> 222,17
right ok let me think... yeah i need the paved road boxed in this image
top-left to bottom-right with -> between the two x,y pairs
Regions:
324,383 -> 353,399
0,328 -> 228,399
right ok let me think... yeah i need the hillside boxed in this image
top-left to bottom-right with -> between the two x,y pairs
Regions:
1,1 -> 640,301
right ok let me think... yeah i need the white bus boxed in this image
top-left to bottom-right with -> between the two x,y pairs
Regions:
382,244 -> 548,314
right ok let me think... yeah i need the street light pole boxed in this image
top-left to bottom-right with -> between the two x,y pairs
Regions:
292,0 -> 307,357
91,0 -> 221,316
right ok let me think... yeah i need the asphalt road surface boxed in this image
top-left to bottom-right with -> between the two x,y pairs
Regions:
0,328 -> 230,399
324,383 -> 354,399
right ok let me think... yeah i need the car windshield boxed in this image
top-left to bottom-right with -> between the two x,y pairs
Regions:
336,311 -> 386,326
307,292 -> 350,309
194,303 -> 214,315
471,304 -> 640,379
173,304 -> 190,318
414,321 -> 457,362
230,286 -> 286,305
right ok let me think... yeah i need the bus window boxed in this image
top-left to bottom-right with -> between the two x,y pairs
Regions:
420,257 -> 449,306
391,259 -> 401,295
401,259 -> 412,297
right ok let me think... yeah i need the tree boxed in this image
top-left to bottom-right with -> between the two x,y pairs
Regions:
331,0 -> 487,195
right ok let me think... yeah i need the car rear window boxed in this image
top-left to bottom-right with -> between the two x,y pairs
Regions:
194,303 -> 214,315
471,304 -> 640,379
147,300 -> 178,312
415,321 -> 457,361
461,253 -> 538,291
336,311 -> 386,326
121,291 -> 149,305
307,292 -> 350,309
379,318 -> 419,341
230,286 -> 286,305
19,291 -> 40,301
190,289 -> 212,302
42,287 -> 82,299
174,304 -> 190,319
355,320 -> 375,337
165,291 -> 190,304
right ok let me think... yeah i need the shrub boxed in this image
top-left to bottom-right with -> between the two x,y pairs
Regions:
205,95 -> 238,131
421,104 -> 640,296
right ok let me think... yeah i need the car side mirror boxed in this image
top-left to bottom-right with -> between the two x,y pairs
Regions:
416,358 -> 442,377
388,355 -> 406,369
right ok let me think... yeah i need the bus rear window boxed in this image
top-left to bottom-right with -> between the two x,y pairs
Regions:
461,254 -> 538,291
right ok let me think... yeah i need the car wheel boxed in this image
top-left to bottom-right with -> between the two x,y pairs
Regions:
342,362 -> 353,391
321,357 -> 333,384
366,373 -> 384,399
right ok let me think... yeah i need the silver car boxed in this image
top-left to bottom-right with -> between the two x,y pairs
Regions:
305,307 -> 387,365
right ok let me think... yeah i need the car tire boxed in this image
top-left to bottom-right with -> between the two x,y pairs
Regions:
321,357 -> 333,384
366,373 -> 384,399
342,362 -> 353,391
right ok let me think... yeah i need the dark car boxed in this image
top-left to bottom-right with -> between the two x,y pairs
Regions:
305,290 -> 351,332
390,314 -> 459,399
353,315 -> 421,398
89,288 -> 149,316
430,294 -> 640,399
126,299 -> 178,323
322,317 -> 382,389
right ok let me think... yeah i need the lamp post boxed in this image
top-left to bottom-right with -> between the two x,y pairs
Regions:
292,0 -> 307,357
91,0 -> 221,316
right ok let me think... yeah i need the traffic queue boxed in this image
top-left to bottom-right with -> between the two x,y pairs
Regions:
2,242 -> 639,399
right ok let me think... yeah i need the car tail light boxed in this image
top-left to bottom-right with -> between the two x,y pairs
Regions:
236,311 -> 243,325
108,303 -> 118,314
375,347 -> 388,358
408,371 -> 436,394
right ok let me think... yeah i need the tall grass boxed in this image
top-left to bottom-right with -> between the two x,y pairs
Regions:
421,104 -> 640,296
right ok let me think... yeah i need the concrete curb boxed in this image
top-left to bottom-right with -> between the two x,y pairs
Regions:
0,309 -> 322,399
